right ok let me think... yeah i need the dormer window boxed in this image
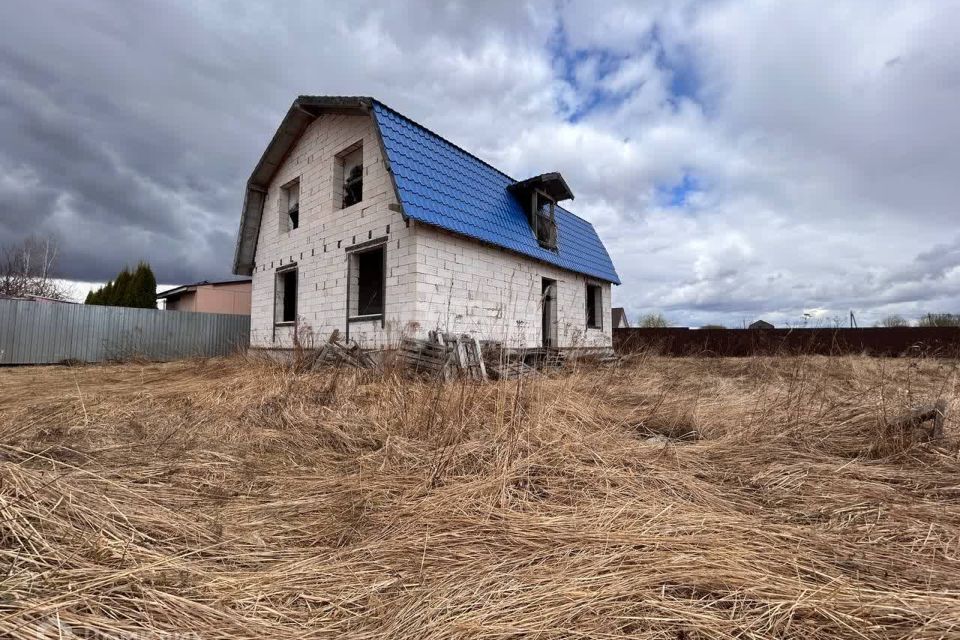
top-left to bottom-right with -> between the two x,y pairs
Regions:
533,191 -> 557,249
506,172 -> 574,251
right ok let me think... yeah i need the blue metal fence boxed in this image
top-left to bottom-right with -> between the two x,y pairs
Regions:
0,299 -> 249,365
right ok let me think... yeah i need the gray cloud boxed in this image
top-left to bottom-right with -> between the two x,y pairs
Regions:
0,0 -> 957,326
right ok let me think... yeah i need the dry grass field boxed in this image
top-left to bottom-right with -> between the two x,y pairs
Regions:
1,354 -> 959,639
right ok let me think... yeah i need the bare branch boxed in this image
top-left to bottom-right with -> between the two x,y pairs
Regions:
0,235 -> 71,300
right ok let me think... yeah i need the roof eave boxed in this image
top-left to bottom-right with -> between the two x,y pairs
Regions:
410,217 -> 620,285
506,172 -> 575,203
156,285 -> 193,299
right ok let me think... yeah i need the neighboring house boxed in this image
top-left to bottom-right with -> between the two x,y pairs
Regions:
156,279 -> 251,315
611,307 -> 630,329
233,96 -> 620,351
749,319 -> 774,329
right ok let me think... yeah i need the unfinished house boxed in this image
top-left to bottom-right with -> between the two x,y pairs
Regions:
233,96 -> 620,352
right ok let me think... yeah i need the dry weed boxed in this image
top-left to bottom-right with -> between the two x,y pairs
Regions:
0,354 -> 958,638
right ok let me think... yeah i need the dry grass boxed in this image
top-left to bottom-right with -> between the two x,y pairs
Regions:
0,354 -> 959,639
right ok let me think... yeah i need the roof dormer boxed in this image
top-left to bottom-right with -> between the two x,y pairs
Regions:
507,173 -> 574,250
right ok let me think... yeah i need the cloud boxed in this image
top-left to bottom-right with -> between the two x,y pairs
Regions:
0,0 -> 957,325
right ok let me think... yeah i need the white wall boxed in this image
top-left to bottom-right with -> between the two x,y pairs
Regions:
410,225 -> 612,349
249,113 -> 414,348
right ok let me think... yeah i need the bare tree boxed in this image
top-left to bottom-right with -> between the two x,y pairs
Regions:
638,312 -> 669,328
0,235 -> 71,300
918,313 -> 960,327
878,314 -> 910,327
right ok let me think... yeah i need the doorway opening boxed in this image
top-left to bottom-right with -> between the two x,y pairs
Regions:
541,277 -> 557,348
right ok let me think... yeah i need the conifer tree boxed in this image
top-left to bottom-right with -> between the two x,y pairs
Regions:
85,262 -> 157,308
113,268 -> 133,306
130,262 -> 157,309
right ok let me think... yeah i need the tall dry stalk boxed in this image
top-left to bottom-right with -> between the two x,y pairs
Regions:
0,354 -> 957,638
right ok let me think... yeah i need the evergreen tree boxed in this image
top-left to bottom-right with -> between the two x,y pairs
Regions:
86,280 -> 109,306
85,262 -> 157,308
86,280 -> 111,306
130,262 -> 157,308
100,280 -> 114,305
113,268 -> 133,306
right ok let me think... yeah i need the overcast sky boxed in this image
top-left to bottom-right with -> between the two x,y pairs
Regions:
1,1 -> 958,326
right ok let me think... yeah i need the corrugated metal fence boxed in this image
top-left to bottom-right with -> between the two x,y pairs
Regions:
0,299 -> 250,365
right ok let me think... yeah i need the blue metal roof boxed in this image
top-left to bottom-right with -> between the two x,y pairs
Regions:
372,102 -> 620,284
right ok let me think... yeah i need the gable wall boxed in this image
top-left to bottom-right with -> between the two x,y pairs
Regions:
249,113 -> 415,348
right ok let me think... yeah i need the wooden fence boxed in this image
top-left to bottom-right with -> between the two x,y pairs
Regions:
0,299 -> 250,365
613,327 -> 960,357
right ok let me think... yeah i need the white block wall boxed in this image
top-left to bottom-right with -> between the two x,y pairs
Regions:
249,114 -> 414,349
249,113 -> 613,350
409,225 -> 612,349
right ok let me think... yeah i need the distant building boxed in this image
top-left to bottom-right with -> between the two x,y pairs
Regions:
156,279 -> 251,315
611,307 -> 630,329
749,319 -> 774,329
